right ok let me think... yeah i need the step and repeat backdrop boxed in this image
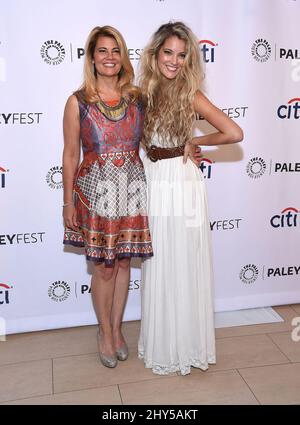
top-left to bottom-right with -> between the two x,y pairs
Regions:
1,0 -> 300,334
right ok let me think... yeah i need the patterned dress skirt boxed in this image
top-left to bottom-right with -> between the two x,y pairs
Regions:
63,93 -> 153,266
64,149 -> 153,266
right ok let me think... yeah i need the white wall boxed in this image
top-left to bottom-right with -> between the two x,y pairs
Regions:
1,0 -> 300,334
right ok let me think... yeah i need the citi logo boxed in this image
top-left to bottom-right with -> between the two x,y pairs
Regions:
277,98 -> 300,119
199,158 -> 213,179
0,283 -> 12,305
270,207 -> 299,228
0,167 -> 8,188
199,40 -> 218,63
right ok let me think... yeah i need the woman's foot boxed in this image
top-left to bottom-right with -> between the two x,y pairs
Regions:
116,343 -> 128,361
113,329 -> 129,361
97,329 -> 117,368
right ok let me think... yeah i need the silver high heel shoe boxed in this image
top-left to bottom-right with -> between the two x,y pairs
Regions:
97,332 -> 117,368
116,343 -> 129,361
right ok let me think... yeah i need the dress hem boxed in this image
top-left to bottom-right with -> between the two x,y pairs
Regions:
63,240 -> 153,265
138,351 -> 216,376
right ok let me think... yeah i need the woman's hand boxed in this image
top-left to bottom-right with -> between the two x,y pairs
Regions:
63,204 -> 78,231
183,142 -> 202,165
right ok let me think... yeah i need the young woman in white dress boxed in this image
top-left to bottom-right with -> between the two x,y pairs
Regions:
138,22 -> 243,375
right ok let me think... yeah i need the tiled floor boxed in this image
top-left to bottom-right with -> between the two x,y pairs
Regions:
1,304 -> 300,405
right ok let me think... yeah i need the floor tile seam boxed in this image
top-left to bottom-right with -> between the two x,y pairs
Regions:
117,384 -> 124,405
0,383 -> 120,404
215,331 -> 289,341
0,352 -> 100,368
0,357 -> 53,369
52,375 -> 177,395
51,358 -> 54,395
205,359 -> 293,374
235,368 -> 261,405
237,360 -> 300,373
289,306 -> 300,315
265,333 -> 294,363
215,327 -> 294,339
0,389 -> 53,405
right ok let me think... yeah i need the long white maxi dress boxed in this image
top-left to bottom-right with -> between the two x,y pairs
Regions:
138,135 -> 216,376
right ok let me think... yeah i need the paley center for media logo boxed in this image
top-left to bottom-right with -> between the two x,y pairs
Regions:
75,279 -> 140,298
251,39 -> 272,62
50,44 -> 142,64
270,207 -> 299,228
0,283 -> 13,305
40,40 -> 66,65
246,157 -> 267,179
48,281 -> 71,302
240,264 -> 259,284
277,98 -> 300,119
239,263 -> 300,283
252,38 -> 300,62
0,166 -> 9,188
46,166 -> 63,189
246,157 -> 300,178
75,46 -> 142,62
264,265 -> 300,278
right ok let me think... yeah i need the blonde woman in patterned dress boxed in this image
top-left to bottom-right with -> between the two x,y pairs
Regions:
138,22 -> 243,375
62,26 -> 153,368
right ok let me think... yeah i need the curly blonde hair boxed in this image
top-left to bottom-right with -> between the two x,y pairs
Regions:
79,26 -> 140,103
139,21 -> 204,146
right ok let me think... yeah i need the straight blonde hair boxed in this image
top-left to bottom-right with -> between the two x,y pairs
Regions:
79,26 -> 140,103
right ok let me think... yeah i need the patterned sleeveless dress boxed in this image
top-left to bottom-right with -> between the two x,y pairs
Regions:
63,91 -> 153,266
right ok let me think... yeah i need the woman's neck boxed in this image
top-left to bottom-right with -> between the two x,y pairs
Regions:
96,76 -> 120,99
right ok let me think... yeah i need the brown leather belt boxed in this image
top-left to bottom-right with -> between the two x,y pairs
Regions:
146,144 -> 185,162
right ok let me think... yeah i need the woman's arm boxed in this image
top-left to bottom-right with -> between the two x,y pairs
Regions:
62,95 -> 81,230
191,90 -> 244,146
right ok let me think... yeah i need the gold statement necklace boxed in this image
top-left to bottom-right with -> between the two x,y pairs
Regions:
96,93 -> 128,121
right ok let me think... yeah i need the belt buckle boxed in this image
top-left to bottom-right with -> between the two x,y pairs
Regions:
148,145 -> 159,162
